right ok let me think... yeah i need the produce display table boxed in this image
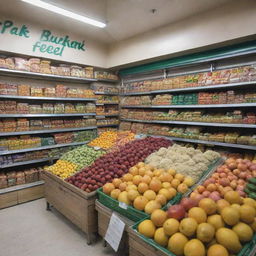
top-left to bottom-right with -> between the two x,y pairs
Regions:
95,199 -> 134,256
42,171 -> 97,244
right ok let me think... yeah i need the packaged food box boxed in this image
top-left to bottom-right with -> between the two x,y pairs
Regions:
18,84 -> 30,96
14,58 -> 30,71
0,174 -> 7,189
16,171 -> 25,185
7,171 -> 16,186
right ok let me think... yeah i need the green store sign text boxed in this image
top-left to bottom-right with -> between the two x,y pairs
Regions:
0,20 -> 86,56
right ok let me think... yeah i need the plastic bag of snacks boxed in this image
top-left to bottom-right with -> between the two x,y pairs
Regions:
14,58 -> 30,71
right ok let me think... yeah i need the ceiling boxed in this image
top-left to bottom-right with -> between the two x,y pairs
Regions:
0,0 -> 232,44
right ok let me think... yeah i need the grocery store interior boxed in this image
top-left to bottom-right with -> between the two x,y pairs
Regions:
0,0 -> 256,256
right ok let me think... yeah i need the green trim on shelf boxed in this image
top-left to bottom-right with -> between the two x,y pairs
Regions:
119,40 -> 256,76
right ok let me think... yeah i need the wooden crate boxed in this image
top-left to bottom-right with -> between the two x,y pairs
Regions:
95,200 -> 134,256
128,227 -> 167,256
42,171 -> 98,244
0,181 -> 44,209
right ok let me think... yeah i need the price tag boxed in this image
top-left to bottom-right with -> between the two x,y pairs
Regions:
135,134 -> 145,139
93,146 -> 101,150
118,202 -> 128,209
104,213 -> 125,252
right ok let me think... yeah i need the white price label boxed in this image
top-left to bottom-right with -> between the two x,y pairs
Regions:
118,202 -> 128,209
104,213 -> 125,252
93,146 -> 101,150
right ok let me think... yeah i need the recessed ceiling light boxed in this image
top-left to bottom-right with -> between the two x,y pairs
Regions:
21,0 -> 106,28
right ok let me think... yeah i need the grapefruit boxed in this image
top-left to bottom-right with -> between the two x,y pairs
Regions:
151,209 -> 167,227
154,227 -> 169,246
207,244 -> 228,256
184,239 -> 205,256
163,218 -> 179,236
199,198 -> 217,215
167,232 -> 188,256
179,217 -> 198,237
188,207 -> 207,224
138,220 -> 156,238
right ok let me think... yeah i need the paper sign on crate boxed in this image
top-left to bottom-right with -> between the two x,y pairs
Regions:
104,213 -> 125,252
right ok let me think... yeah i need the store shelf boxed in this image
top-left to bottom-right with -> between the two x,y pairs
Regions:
0,126 -> 97,137
96,103 -> 119,106
121,103 -> 256,109
0,157 -> 59,169
94,92 -> 119,96
0,113 -> 96,118
0,68 -> 97,83
0,141 -> 89,156
121,119 -> 256,128
0,95 -> 96,101
155,135 -> 256,150
121,81 -> 256,96
97,79 -> 119,83
0,180 -> 44,194
97,124 -> 119,128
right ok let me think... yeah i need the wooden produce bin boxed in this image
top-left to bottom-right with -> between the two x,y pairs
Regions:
95,200 -> 134,256
128,227 -> 167,256
42,171 -> 97,244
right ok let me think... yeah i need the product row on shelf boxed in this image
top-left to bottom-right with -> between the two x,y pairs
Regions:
0,55 -> 118,81
120,90 -> 256,107
121,65 -> 256,94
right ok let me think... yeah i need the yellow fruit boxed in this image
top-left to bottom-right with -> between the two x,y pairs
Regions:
175,173 -> 185,182
119,182 -> 127,192
199,198 -> 217,215
162,182 -> 171,189
207,215 -> 224,230
129,166 -> 139,176
126,184 -> 137,192
207,244 -> 229,256
163,218 -> 179,236
159,173 -> 173,182
179,218 -> 198,237
206,239 -> 217,249
177,183 -> 188,193
138,220 -> 156,238
151,209 -> 167,227
103,183 -> 115,195
243,198 -> 256,209
232,222 -> 253,242
127,189 -> 140,201
221,207 -> 240,226
143,190 -> 156,201
133,196 -> 148,211
110,189 -> 121,199
139,167 -> 146,176
158,188 -> 172,200
252,218 -> 256,232
138,183 -> 149,194
118,191 -> 130,205
171,178 -> 180,188
184,239 -> 205,256
168,169 -> 176,176
123,173 -> 133,182
231,204 -> 241,211
216,228 -> 242,254
224,191 -> 242,205
145,200 -> 161,214
133,175 -> 142,185
168,233 -> 188,256
169,187 -> 177,198
154,227 -> 169,246
196,223 -> 215,243
216,199 -> 230,214
149,179 -> 162,192
183,177 -> 195,187
188,207 -> 207,224
137,162 -> 145,168
112,178 -> 122,188
141,175 -> 151,184
155,194 -> 167,206
239,204 -> 256,224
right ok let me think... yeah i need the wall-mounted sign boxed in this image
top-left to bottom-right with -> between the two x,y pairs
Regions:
0,20 -> 85,57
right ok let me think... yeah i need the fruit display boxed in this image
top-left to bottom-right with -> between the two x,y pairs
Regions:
0,101 -> 96,114
0,167 -> 43,188
102,162 -> 195,213
60,145 -> 105,170
121,65 -> 256,94
88,131 -> 134,150
121,90 -> 256,106
145,144 -> 221,181
121,109 -> 256,124
137,191 -> 256,256
189,157 -> 256,202
245,177 -> 256,199
66,137 -> 172,192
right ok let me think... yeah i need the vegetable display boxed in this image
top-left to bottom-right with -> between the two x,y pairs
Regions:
66,137 -> 172,192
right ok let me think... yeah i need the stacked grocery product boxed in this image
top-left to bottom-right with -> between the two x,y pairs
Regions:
0,83 -> 95,98
97,95 -> 119,104
92,84 -> 119,94
0,167 -> 43,188
66,137 -> 172,192
96,105 -> 119,115
121,109 -> 256,124
45,145 -> 105,179
97,118 -> 119,126
121,90 -> 256,106
121,65 -> 256,94
0,130 -> 97,151
0,101 -> 96,114
94,71 -> 118,81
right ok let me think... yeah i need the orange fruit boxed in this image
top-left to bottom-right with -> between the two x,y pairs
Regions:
155,194 -> 167,206
138,182 -> 149,194
103,183 -> 115,195
144,190 -> 157,200
151,209 -> 167,227
188,207 -> 207,224
149,179 -> 162,192
171,179 -> 180,188
112,178 -> 122,188
207,244 -> 229,256
127,189 -> 140,201
175,173 -> 184,182
199,198 -> 217,215
133,196 -> 148,211
129,166 -> 138,175
138,220 -> 155,238
119,182 -> 127,192
133,175 -> 142,185
141,175 -> 151,184
158,188 -> 172,200
123,173 -> 133,182
224,191 -> 242,205
177,183 -> 188,193
163,218 -> 179,236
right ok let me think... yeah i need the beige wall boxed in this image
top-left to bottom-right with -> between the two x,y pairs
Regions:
0,14 -> 108,68
107,0 -> 256,68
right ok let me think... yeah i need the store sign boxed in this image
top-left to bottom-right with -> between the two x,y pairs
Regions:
0,20 -> 85,57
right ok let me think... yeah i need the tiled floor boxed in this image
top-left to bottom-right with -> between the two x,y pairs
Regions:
0,199 -> 117,256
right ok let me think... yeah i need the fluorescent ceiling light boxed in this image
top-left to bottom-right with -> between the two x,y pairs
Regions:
21,0 -> 106,28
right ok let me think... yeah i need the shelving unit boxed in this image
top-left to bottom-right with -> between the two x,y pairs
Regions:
121,119 -> 256,128
0,95 -> 96,101
97,124 -> 119,128
0,113 -> 96,118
